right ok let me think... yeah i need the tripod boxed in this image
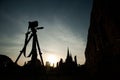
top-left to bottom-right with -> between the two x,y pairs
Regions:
15,21 -> 44,66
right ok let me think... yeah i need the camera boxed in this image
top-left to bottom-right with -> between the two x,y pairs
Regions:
28,21 -> 38,29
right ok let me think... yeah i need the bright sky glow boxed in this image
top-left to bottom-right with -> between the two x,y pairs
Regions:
47,54 -> 57,66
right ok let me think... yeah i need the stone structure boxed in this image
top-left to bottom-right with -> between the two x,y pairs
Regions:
85,0 -> 120,79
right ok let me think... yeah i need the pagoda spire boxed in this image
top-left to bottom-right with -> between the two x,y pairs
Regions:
67,47 -> 70,58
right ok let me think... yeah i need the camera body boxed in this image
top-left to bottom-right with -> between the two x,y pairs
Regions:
28,21 -> 38,29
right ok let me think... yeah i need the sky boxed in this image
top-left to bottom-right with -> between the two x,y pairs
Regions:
0,0 -> 93,66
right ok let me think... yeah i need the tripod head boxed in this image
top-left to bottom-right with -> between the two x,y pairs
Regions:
28,21 -> 44,32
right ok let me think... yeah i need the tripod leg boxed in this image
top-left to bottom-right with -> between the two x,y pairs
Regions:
15,51 -> 23,64
15,34 -> 33,63
36,38 -> 44,66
